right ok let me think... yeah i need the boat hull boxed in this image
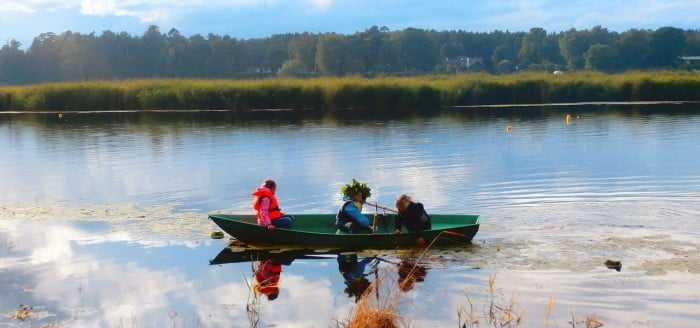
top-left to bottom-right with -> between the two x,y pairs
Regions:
209,214 -> 479,249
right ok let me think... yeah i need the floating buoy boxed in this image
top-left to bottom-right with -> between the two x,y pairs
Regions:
58,113 -> 64,119
15,305 -> 30,320
505,125 -> 513,132
210,231 -> 224,239
566,114 -> 572,125
604,259 -> 622,271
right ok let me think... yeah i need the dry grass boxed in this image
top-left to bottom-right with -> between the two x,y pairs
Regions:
245,260 -> 264,328
458,275 -> 605,328
345,299 -> 400,328
459,274 -> 526,328
341,269 -> 404,328
569,313 -> 604,328
544,297 -> 555,328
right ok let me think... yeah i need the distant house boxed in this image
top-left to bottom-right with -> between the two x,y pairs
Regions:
246,67 -> 274,74
444,56 -> 485,72
680,56 -> 700,72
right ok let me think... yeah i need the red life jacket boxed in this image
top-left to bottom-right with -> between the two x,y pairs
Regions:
255,260 -> 281,295
252,187 -> 283,220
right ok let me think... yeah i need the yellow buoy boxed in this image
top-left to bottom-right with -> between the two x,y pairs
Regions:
58,113 -> 64,119
565,114 -> 572,125
210,231 -> 225,239
505,125 -> 513,132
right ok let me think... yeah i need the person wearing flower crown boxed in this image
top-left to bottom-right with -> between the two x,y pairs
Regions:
335,179 -> 375,234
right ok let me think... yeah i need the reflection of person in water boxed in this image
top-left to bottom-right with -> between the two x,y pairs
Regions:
254,259 -> 282,300
397,260 -> 428,292
337,254 -> 377,302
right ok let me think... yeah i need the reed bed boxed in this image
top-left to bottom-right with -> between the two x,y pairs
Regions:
340,269 -> 404,328
0,71 -> 698,111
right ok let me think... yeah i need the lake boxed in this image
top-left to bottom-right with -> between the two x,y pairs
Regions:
1,107 -> 699,327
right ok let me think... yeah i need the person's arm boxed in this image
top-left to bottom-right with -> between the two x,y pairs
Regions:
394,214 -> 403,234
259,197 -> 272,227
345,203 -> 371,228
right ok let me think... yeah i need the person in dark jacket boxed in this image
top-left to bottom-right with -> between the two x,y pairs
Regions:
393,194 -> 431,246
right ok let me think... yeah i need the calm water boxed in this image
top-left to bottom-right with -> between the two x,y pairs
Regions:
1,107 -> 699,327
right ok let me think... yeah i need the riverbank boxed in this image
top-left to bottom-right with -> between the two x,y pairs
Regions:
1,71 -> 699,111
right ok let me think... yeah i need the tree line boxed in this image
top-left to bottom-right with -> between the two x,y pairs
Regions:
0,25 -> 698,84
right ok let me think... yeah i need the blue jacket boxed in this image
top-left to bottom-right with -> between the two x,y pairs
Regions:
335,196 -> 371,228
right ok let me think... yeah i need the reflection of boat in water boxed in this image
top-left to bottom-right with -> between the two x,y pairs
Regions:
210,246 -> 333,302
210,245 -> 431,302
209,246 -> 329,265
209,214 -> 480,248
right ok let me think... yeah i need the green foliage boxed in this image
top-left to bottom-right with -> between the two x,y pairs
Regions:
341,179 -> 372,199
316,34 -> 347,75
1,26 -> 700,85
492,45 -> 514,65
518,28 -> 548,65
559,26 -> 614,70
584,44 -> 618,72
647,27 -> 686,68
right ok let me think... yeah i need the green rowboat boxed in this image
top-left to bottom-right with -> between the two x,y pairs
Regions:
208,214 -> 480,249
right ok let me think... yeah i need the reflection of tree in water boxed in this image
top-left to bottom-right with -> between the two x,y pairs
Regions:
337,254 -> 378,302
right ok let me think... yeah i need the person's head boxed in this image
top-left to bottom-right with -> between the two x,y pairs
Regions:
352,192 -> 364,202
395,194 -> 412,212
266,289 -> 279,301
262,179 -> 277,193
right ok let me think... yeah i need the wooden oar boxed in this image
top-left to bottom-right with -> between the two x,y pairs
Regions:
363,200 -> 399,213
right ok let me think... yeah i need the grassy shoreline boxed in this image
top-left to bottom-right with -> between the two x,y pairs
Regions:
1,71 -> 699,112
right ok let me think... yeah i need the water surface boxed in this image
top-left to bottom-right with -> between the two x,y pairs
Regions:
1,107 -> 699,327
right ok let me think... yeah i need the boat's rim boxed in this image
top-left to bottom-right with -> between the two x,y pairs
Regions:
208,213 -> 480,236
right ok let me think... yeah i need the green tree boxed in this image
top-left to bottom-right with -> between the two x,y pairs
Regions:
647,27 -> 686,68
396,28 -> 437,71
288,33 -> 317,72
518,28 -> 547,66
617,29 -> 650,70
559,26 -> 613,70
139,25 -> 166,76
439,41 -> 465,58
315,33 -> 347,75
27,32 -> 62,82
0,40 -> 27,84
584,44 -> 617,72
492,45 -> 514,65
57,33 -> 112,80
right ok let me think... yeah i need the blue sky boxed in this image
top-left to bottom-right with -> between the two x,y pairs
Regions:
1,0 -> 698,47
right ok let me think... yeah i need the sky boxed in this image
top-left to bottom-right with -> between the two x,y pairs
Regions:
0,0 -> 698,47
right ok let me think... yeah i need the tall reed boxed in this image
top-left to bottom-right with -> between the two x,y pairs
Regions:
1,71 -> 698,111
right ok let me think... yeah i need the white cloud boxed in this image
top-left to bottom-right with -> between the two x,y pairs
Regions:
0,2 -> 36,13
80,0 -> 168,22
0,0 -> 281,23
470,0 -> 700,31
308,0 -> 333,12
